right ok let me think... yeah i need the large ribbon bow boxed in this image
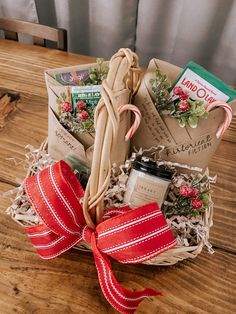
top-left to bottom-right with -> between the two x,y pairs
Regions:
24,160 -> 176,313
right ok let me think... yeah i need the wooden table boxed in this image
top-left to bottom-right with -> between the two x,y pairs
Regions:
0,40 -> 235,314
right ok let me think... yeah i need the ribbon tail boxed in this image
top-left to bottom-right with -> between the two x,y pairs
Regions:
91,234 -> 160,314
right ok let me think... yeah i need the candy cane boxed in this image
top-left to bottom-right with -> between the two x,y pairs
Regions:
117,104 -> 141,141
205,101 -> 233,139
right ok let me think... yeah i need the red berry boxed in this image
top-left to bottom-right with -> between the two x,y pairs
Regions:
179,91 -> 189,101
179,185 -> 192,197
173,86 -> 183,95
61,101 -> 72,113
178,101 -> 190,112
190,188 -> 199,198
77,100 -> 86,111
191,198 -> 203,209
78,110 -> 89,121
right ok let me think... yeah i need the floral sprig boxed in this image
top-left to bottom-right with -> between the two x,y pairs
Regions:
162,173 -> 212,218
170,86 -> 208,128
83,58 -> 109,85
58,99 -> 95,133
56,58 -> 108,134
149,68 -> 172,110
150,68 -> 208,128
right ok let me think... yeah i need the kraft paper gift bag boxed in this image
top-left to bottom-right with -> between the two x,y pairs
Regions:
131,59 -> 236,171
45,62 -> 132,167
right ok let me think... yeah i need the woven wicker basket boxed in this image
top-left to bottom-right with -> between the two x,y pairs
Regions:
11,139 -> 213,266
9,49 -> 214,266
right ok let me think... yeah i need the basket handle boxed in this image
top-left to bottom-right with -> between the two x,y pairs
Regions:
82,48 -> 140,228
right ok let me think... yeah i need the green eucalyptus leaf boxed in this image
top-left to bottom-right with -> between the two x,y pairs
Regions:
89,73 -> 97,80
179,117 -> 186,128
195,100 -> 202,106
202,111 -> 209,119
188,115 -> 198,128
201,193 -> 210,206
195,105 -> 206,116
96,58 -> 103,65
190,102 -> 196,111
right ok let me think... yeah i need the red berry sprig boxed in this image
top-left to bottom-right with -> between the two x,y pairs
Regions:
179,184 -> 203,211
191,198 -> 203,209
77,100 -> 87,111
178,101 -> 190,112
173,87 -> 189,101
149,68 -> 208,129
61,101 -> 72,113
78,110 -> 89,121
162,173 -> 211,218
76,100 -> 89,121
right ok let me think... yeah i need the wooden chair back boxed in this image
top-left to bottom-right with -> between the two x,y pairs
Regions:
0,17 -> 67,51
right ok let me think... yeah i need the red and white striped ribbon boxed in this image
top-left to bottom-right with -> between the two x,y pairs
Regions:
118,104 -> 141,141
24,160 -> 176,313
205,101 -> 233,138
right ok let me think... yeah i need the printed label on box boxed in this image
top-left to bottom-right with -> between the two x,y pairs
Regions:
171,68 -> 229,103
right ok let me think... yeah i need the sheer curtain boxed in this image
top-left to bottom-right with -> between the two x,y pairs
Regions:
34,0 -> 139,57
136,0 -> 236,84
0,0 -> 235,84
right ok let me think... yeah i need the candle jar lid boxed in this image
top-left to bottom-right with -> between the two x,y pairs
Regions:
133,159 -> 174,181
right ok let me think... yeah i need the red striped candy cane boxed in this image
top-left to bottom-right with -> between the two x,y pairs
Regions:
205,101 -> 233,138
118,104 -> 141,141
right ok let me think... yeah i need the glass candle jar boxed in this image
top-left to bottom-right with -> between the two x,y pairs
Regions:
124,159 -> 173,208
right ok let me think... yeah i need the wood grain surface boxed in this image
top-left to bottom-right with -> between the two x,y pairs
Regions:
1,187 -> 236,314
0,40 -> 235,314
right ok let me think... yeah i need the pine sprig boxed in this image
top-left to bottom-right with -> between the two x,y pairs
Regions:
83,58 -> 109,85
150,68 -> 172,111
162,173 -> 212,218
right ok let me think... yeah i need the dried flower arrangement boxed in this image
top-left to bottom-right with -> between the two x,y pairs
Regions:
163,173 -> 211,218
150,68 -> 208,128
56,58 -> 108,134
58,97 -> 96,133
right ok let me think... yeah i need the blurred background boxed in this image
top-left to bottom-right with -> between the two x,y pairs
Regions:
0,0 -> 235,84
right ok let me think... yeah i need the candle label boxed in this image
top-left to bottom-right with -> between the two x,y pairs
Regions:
129,176 -> 168,208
